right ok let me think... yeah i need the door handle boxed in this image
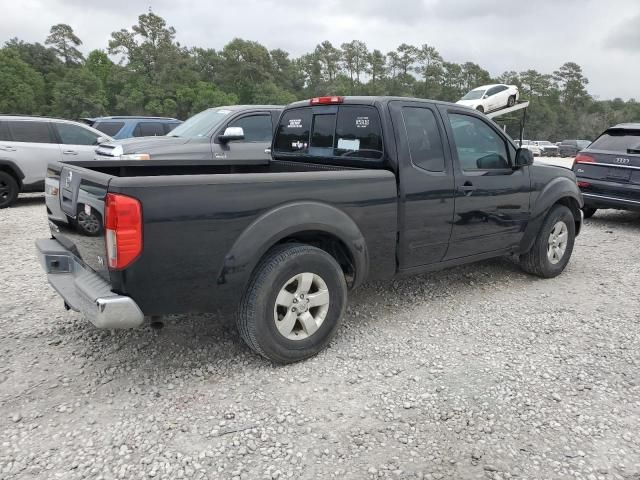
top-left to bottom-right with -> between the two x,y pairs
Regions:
264,148 -> 271,155
62,150 -> 78,155
0,145 -> 16,152
458,182 -> 476,196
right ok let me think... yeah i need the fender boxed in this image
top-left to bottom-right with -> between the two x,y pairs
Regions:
519,176 -> 583,253
0,159 -> 25,184
217,201 -> 369,296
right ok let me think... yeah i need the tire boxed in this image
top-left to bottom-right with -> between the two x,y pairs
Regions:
0,171 -> 19,208
237,243 -> 347,364
476,105 -> 485,113
519,205 -> 576,278
75,208 -> 102,236
507,95 -> 516,107
582,207 -> 597,219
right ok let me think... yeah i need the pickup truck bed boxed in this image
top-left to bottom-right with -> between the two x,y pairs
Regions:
38,95 -> 583,364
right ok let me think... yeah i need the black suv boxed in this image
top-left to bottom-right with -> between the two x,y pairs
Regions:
559,139 -> 591,157
572,123 -> 640,217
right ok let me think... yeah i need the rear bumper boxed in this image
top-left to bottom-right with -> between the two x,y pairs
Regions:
36,238 -> 144,329
581,192 -> 640,211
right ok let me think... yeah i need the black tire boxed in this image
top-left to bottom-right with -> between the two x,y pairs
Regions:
519,205 -> 576,278
237,243 -> 347,364
582,207 -> 597,219
0,171 -> 19,208
476,105 -> 484,113
507,95 -> 516,107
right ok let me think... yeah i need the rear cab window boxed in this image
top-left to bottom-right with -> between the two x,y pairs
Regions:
273,104 -> 384,166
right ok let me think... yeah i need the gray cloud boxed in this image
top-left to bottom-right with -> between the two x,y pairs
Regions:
0,0 -> 638,99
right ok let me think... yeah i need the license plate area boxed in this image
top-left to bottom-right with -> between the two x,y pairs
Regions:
607,167 -> 631,182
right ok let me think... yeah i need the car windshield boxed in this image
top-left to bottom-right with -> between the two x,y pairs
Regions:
461,90 -> 485,100
538,141 -> 553,146
168,109 -> 232,138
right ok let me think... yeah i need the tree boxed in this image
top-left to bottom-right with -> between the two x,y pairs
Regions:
415,44 -> 443,97
396,43 -> 418,75
315,41 -> 342,82
46,24 -> 84,65
554,62 -> 589,106
368,49 -> 387,87
0,49 -> 45,114
51,67 -> 106,118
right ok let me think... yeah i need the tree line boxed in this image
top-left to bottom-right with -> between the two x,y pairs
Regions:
1,11 -> 638,141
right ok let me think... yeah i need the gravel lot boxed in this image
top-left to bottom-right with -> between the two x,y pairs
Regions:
1,179 -> 640,480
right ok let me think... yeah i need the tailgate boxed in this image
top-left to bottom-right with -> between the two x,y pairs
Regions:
45,163 -> 112,280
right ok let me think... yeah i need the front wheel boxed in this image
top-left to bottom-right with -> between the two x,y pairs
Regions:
237,244 -> 347,364
476,105 -> 485,113
519,205 -> 576,278
0,171 -> 19,208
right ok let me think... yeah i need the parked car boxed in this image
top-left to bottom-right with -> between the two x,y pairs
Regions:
515,140 -> 542,157
533,141 -> 559,157
559,139 -> 591,157
456,84 -> 519,113
38,96 -> 583,364
94,106 -> 282,162
572,123 -> 640,217
83,116 -> 182,140
0,116 -> 111,208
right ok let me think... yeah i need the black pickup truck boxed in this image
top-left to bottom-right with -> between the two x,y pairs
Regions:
37,96 -> 583,363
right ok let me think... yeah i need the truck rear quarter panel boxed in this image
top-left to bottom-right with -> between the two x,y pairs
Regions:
109,170 -> 398,315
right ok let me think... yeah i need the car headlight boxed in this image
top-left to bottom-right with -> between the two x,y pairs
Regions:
119,153 -> 151,160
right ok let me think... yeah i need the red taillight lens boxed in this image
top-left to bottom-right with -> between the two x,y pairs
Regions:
574,154 -> 595,164
577,181 -> 590,188
104,193 -> 142,270
310,96 -> 344,105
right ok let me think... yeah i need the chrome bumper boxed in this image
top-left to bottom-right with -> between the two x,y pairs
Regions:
36,238 -> 144,329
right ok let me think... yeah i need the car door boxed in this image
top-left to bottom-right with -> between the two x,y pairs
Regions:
53,122 -> 103,161
493,85 -> 509,109
389,101 -> 456,268
3,120 -> 61,187
438,106 -> 531,259
214,113 -> 273,162
484,86 -> 500,111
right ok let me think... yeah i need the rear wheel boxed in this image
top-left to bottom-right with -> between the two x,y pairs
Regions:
507,95 -> 516,107
582,207 -> 597,219
237,244 -> 347,364
520,205 -> 576,278
0,171 -> 19,208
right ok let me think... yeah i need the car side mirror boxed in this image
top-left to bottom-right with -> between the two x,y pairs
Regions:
218,127 -> 244,143
482,95 -> 489,99
96,136 -> 109,145
514,147 -> 534,168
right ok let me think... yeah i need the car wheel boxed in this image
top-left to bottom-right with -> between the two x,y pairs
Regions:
0,171 -> 19,209
507,95 -> 516,107
76,209 -> 102,236
476,105 -> 484,113
519,204 -> 576,278
582,207 -> 597,219
237,243 -> 347,364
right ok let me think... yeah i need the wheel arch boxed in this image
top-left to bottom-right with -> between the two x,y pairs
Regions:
0,159 -> 24,187
217,201 -> 369,298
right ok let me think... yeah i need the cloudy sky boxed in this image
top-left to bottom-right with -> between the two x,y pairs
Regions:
1,0 -> 638,99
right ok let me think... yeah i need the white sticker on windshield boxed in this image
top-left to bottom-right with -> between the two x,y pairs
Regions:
291,141 -> 308,149
355,116 -> 369,128
337,138 -> 360,151
288,119 -> 303,129
216,110 -> 231,115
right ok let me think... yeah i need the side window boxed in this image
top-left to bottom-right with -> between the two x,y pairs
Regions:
228,115 -> 273,142
133,122 -> 166,137
333,106 -> 383,159
311,114 -> 336,148
486,86 -> 499,96
448,113 -> 509,170
401,107 -> 445,172
7,121 -> 55,144
0,121 -> 10,141
273,109 -> 312,152
94,122 -> 124,137
55,123 -> 100,145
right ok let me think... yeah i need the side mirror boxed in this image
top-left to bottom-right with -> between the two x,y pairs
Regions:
514,147 -> 534,168
218,126 -> 244,143
96,136 -> 109,145
482,95 -> 489,99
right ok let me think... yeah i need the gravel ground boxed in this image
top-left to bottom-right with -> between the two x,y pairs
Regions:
1,190 -> 639,480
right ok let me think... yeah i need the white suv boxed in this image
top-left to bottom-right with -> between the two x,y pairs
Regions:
0,116 -> 111,208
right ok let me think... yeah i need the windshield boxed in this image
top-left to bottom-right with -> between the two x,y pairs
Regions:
461,89 -> 485,100
168,108 -> 232,138
538,141 -> 553,146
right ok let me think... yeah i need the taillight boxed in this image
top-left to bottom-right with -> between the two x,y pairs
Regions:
310,96 -> 344,105
574,154 -> 595,165
104,193 -> 142,270
577,181 -> 590,188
